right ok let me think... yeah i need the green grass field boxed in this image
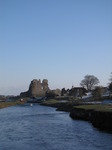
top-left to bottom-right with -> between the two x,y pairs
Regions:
0,101 -> 24,108
74,104 -> 112,112
42,99 -> 59,105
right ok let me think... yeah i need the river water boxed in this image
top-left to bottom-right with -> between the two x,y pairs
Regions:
0,103 -> 112,150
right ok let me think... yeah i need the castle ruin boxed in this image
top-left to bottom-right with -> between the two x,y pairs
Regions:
20,79 -> 49,97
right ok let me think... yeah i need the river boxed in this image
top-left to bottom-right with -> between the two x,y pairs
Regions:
0,103 -> 112,150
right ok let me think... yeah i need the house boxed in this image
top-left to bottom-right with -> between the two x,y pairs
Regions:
69,87 -> 87,98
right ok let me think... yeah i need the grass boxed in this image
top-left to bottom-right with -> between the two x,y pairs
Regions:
42,99 -> 59,105
0,99 -> 28,109
74,104 -> 112,112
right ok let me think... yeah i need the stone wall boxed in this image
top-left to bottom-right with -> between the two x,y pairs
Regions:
20,79 -> 49,97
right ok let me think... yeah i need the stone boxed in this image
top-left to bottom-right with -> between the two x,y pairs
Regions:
20,79 -> 49,97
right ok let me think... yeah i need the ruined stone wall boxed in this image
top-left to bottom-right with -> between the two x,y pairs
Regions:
42,79 -> 49,95
20,79 -> 49,97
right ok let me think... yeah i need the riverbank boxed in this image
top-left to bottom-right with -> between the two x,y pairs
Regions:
0,98 -> 28,109
40,99 -> 112,133
70,105 -> 112,132
39,99 -> 80,112
0,101 -> 23,109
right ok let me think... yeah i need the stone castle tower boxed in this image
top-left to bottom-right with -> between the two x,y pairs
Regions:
20,79 -> 49,97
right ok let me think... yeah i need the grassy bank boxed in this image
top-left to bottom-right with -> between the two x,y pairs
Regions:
42,99 -> 59,105
0,98 -> 28,109
0,101 -> 22,109
40,99 -> 112,132
74,104 -> 112,112
41,99 -> 112,112
70,104 -> 112,132
40,99 -> 81,112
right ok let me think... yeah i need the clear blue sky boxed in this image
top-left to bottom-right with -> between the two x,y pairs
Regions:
0,0 -> 112,95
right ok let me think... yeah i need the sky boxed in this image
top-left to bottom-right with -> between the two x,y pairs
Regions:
0,0 -> 112,95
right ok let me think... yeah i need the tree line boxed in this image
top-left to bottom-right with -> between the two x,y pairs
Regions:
80,73 -> 112,92
61,72 -> 112,99
46,72 -> 112,99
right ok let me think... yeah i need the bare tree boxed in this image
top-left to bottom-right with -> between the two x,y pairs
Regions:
80,75 -> 100,91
